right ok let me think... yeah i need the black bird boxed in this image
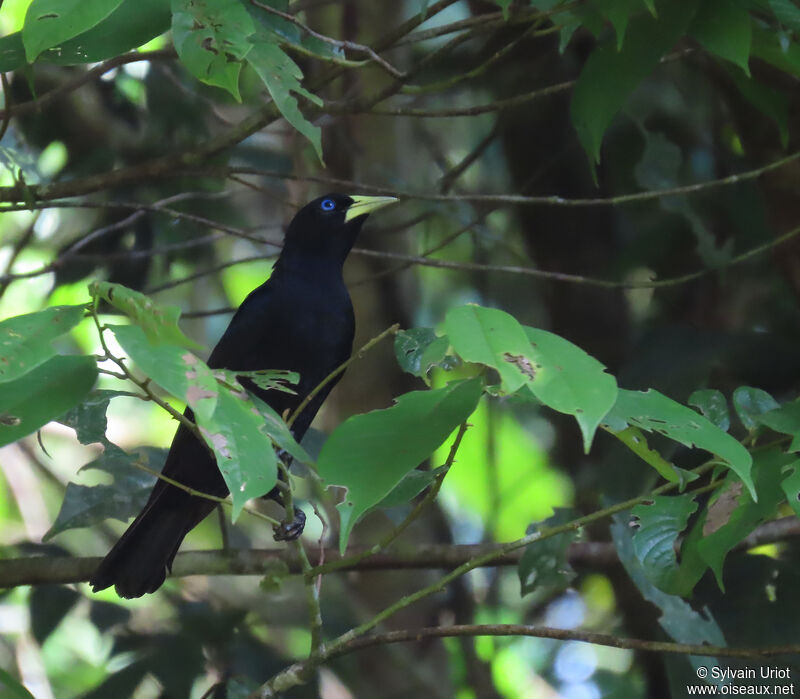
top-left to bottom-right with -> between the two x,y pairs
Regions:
90,193 -> 396,598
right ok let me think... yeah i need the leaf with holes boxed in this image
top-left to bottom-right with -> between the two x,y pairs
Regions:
319,378 -> 483,553
57,389 -> 128,445
518,509 -> 578,596
22,0 -> 123,62
0,305 -> 85,384
247,40 -> 323,161
395,328 -> 455,382
603,389 -> 754,498
631,495 -> 698,592
110,324 -> 218,423
171,0 -> 255,100
0,355 -> 97,448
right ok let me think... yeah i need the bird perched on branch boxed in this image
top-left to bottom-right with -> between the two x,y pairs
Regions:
90,193 -> 397,598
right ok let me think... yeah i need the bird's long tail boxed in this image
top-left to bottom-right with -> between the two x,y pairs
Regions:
89,502 -> 195,599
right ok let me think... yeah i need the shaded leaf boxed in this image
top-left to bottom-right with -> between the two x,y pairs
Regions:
733,386 -> 779,430
570,0 -> 697,164
689,0 -> 752,75
45,445 -> 164,538
780,461 -> 800,518
631,495 -> 698,591
612,426 -> 680,483
234,368 -> 298,395
518,509 -> 577,596
377,467 -> 445,510
57,389 -> 127,445
770,0 -> 800,32
0,305 -> 84,383
319,378 -> 483,553
248,391 -> 312,465
758,400 -> 800,451
91,281 -> 202,350
394,328 -> 455,381
30,586 -> 80,644
689,389 -> 730,431
0,355 -> 97,448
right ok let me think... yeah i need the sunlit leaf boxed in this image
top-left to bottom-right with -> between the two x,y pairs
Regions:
319,378 -> 483,553
0,305 -> 85,383
91,281 -> 202,350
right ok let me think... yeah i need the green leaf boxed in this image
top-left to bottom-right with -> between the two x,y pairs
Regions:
0,667 -> 36,699
0,33 -> 26,72
445,305 -> 534,394
394,328 -> 455,381
57,389 -> 127,445
0,355 -> 97,448
318,378 -> 483,553
171,0 -> 255,100
611,515 -> 727,679
199,386 -> 278,520
523,326 -> 618,452
247,391 -> 312,465
689,0 -> 752,74
91,281 -> 202,350
236,368 -> 298,395
603,389 -> 754,497
30,586 -> 80,644
631,495 -> 698,591
40,0 -> 171,65
22,0 -> 124,62
751,22 -> 800,77
724,64 -> 788,147
45,444 -> 164,538
611,426 -> 681,483
570,0 -> 697,164
695,448 -> 790,590
732,386 -> 779,430
377,467 -> 445,510
246,40 -> 323,162
109,324 -> 218,423
758,401 -> 800,451
597,0 -> 643,49
689,389 -> 730,431
780,460 -> 800,518
770,0 -> 800,32
0,305 -> 85,383
518,509 -> 578,596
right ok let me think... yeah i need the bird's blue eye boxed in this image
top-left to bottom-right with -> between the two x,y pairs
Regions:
320,198 -> 336,211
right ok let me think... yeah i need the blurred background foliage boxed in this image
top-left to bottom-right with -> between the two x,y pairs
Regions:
1,0 -> 800,696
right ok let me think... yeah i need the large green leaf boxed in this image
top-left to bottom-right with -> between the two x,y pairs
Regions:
0,305 -> 85,383
570,0 -> 697,164
523,326 -> 617,452
631,494 -> 698,591
603,389 -> 754,497
171,0 -> 255,101
199,387 -> 278,520
318,378 -> 483,552
445,305 -> 533,394
0,355 -> 97,447
91,281 -> 201,350
247,40 -> 323,161
110,324 -> 218,423
689,0 -> 752,75
22,0 -> 124,62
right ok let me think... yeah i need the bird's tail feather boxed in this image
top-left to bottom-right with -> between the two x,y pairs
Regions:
90,505 -> 191,599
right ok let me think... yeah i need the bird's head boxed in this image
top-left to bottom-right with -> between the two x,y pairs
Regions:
282,193 -> 398,264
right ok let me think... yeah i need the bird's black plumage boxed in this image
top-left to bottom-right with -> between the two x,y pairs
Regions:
90,193 -> 396,598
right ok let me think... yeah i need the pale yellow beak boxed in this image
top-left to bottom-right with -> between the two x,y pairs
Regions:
344,195 -> 398,223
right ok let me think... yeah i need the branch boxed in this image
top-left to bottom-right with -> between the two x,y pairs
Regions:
327,624 -> 800,661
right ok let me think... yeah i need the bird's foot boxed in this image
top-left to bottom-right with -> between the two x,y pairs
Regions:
273,508 -> 306,541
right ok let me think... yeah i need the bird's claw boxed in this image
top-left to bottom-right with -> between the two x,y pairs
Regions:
272,508 -> 306,541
